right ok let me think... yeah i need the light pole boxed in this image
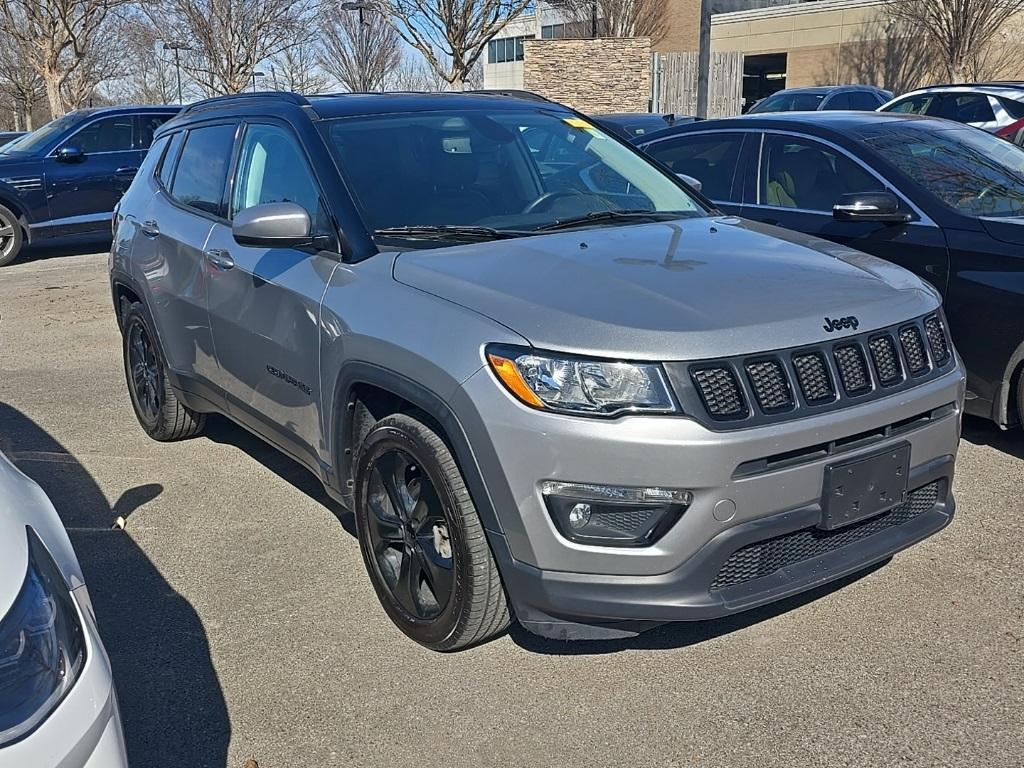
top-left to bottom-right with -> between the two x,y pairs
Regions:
695,0 -> 711,119
340,0 -> 370,25
251,71 -> 266,92
163,41 -> 192,105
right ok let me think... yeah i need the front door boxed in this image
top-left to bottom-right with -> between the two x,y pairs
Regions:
204,121 -> 340,462
743,133 -> 950,293
44,113 -> 140,234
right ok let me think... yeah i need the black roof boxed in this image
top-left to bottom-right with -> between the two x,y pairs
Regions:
176,90 -> 567,121
763,84 -> 888,95
636,110 -> 955,143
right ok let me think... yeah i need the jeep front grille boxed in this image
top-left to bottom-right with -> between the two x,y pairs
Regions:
924,315 -> 950,364
745,359 -> 793,412
833,344 -> 870,395
710,482 -> 941,591
792,352 -> 834,404
868,335 -> 902,386
899,325 -> 928,375
663,313 -> 955,430
691,367 -> 746,418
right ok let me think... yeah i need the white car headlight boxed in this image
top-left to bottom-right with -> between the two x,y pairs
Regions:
487,345 -> 677,416
0,528 -> 86,746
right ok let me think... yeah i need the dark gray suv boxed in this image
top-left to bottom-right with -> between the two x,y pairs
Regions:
110,92 -> 963,650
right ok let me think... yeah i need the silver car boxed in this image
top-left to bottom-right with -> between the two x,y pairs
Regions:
0,449 -> 128,766
879,83 -> 1024,133
110,91 -> 964,649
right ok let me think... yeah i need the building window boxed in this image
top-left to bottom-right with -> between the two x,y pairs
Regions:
541,23 -> 565,39
487,35 -> 527,64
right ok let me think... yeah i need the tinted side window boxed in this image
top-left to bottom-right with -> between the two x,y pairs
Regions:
170,124 -> 237,216
644,133 -> 744,202
942,94 -> 996,123
886,95 -> 932,115
848,91 -> 883,110
67,115 -> 134,153
761,135 -> 883,210
157,131 -> 184,189
823,92 -> 851,110
136,114 -> 175,149
231,123 -> 320,220
999,97 -> 1024,119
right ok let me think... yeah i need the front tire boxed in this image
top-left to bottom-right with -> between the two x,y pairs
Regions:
354,413 -> 510,650
0,204 -> 24,267
121,302 -> 205,441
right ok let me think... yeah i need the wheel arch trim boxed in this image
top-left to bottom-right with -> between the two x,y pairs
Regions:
330,361 -> 504,534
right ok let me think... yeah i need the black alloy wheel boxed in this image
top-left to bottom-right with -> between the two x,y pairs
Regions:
364,449 -> 455,619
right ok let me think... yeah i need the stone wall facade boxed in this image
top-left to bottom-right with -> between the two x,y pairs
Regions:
523,38 -> 652,113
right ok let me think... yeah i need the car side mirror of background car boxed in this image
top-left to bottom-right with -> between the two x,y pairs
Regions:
833,192 -> 911,223
676,173 -> 703,194
55,145 -> 85,163
232,202 -> 312,248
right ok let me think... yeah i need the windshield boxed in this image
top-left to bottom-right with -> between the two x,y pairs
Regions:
320,108 -> 704,243
0,113 -> 81,155
749,91 -> 826,114
862,125 -> 1024,217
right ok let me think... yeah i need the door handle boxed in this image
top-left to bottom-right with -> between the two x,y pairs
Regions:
115,166 -> 139,175
140,219 -> 160,237
204,248 -> 234,270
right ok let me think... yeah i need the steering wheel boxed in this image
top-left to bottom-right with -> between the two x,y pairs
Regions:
521,190 -> 611,215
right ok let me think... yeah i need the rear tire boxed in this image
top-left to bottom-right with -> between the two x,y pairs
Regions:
122,302 -> 205,441
354,413 -> 510,650
0,204 -> 24,267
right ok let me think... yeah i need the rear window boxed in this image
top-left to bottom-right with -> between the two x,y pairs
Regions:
170,124 -> 237,216
999,97 -> 1024,120
848,91 -> 884,110
157,131 -> 184,189
137,113 -> 176,149
749,91 -> 826,114
940,94 -> 995,124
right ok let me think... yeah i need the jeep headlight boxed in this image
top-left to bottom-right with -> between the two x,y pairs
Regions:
486,345 -> 676,416
0,528 -> 86,746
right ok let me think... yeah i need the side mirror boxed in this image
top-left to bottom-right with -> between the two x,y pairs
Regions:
232,202 -> 312,248
55,145 -> 85,163
833,192 -> 911,223
676,173 -> 703,194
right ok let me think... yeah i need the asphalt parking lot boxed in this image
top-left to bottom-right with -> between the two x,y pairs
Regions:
1,243 -> 1022,768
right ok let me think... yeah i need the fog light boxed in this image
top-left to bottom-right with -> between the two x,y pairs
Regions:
541,481 -> 692,547
568,503 -> 591,529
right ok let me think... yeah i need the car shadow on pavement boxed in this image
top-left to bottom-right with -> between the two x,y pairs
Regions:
15,233 -> 112,265
508,562 -> 887,656
202,413 -> 358,537
0,403 -> 231,768
960,415 -> 1024,461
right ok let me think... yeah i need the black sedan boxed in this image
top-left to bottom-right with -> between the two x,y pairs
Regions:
635,112 -> 1024,429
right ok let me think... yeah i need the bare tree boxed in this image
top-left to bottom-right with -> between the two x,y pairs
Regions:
99,17 -> 183,104
887,0 -> 1024,82
549,0 -> 666,39
379,0 -> 534,89
319,6 -> 400,92
386,52 -> 451,91
0,0 -> 132,117
270,40 -> 331,93
0,35 -> 46,129
150,0 -> 319,95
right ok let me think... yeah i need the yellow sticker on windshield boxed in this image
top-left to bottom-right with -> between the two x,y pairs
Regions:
563,118 -> 593,129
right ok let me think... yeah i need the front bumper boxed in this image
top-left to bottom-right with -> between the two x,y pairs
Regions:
0,585 -> 128,768
452,359 -> 964,639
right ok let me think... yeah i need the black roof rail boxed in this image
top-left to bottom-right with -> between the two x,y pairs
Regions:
180,90 -> 310,115
464,89 -> 553,103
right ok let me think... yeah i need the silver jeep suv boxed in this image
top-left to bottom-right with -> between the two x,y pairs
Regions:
109,92 -> 964,649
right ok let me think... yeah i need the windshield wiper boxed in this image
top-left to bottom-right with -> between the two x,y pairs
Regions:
374,225 -> 526,242
532,210 -> 686,232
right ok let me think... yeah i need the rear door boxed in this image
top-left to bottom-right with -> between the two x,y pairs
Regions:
202,120 -> 340,462
141,122 -> 238,386
744,131 -> 950,292
639,131 -> 748,215
44,113 -> 139,233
